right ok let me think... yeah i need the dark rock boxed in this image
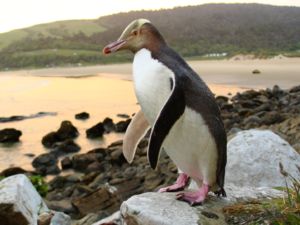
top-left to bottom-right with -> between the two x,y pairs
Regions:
110,148 -> 126,166
24,153 -> 35,158
54,139 -> 81,155
252,69 -> 261,74
0,112 -> 56,123
108,140 -> 123,148
115,119 -> 131,132
42,132 -> 60,148
0,167 -> 27,177
61,157 -> 73,170
103,117 -> 115,133
48,175 -> 81,190
86,122 -> 105,139
290,85 -> 300,93
32,153 -> 60,175
75,112 -> 90,120
0,128 -> 22,143
72,150 -> 106,172
116,113 -> 130,119
56,121 -> 79,140
45,199 -> 77,215
72,187 -> 120,216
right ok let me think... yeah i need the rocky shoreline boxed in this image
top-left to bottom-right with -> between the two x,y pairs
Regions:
0,84 -> 299,224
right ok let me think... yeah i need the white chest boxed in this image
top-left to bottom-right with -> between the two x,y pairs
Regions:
133,48 -> 174,124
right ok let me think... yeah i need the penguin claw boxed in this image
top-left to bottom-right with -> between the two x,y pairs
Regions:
158,173 -> 190,193
176,184 -> 209,206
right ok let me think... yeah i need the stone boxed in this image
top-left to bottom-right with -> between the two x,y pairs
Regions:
61,157 -> 73,170
92,211 -> 121,225
54,139 -> 81,155
103,117 -> 115,133
72,187 -> 120,216
0,167 -> 28,177
75,112 -> 90,120
72,150 -> 106,172
32,153 -> 60,175
50,212 -> 71,225
42,132 -> 60,148
86,122 -> 105,138
56,121 -> 79,140
115,119 -> 131,132
120,188 -> 283,225
74,212 -> 110,225
226,129 -> 300,187
0,128 -> 22,143
252,69 -> 261,74
0,174 -> 48,225
45,199 -> 77,215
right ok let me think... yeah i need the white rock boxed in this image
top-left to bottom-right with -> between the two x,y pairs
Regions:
0,174 -> 48,225
50,212 -> 71,225
92,211 -> 121,225
225,129 -> 300,187
120,188 -> 284,225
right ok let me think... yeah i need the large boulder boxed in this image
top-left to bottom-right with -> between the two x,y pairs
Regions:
226,129 -> 300,187
0,128 -> 22,143
120,188 -> 283,225
0,174 -> 48,225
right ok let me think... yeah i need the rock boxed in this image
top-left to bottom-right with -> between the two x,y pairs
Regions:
61,157 -> 73,170
103,117 -> 115,133
252,69 -> 261,74
72,149 -> 106,172
289,85 -> 300,93
54,139 -> 80,155
226,129 -> 300,187
42,132 -> 60,148
32,153 -> 60,175
92,211 -> 121,225
116,113 -> 130,119
115,119 -> 131,132
0,112 -> 56,123
45,199 -> 77,215
56,121 -> 79,140
38,212 -> 54,225
50,211 -> 71,225
0,174 -> 48,225
72,187 -> 120,216
73,212 -> 110,225
121,188 -> 283,225
0,167 -> 28,177
42,121 -> 79,148
75,112 -> 90,120
86,122 -> 105,138
0,128 -> 22,143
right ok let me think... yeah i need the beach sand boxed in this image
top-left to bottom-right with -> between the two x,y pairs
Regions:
1,57 -> 299,89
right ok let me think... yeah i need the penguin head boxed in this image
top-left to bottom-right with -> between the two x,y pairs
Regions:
103,18 -> 165,54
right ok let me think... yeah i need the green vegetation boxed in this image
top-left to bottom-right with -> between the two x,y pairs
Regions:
29,175 -> 49,197
0,4 -> 300,70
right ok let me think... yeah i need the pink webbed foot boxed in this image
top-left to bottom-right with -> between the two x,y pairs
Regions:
158,173 -> 190,193
176,183 -> 209,206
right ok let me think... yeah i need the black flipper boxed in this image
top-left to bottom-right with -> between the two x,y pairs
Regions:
148,78 -> 186,169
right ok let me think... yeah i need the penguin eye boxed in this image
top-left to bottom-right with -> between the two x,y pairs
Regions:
132,30 -> 138,36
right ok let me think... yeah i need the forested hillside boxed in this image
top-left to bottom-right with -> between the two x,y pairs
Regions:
0,4 -> 300,69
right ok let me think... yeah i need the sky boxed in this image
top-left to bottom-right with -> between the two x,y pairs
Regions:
1,0 -> 300,33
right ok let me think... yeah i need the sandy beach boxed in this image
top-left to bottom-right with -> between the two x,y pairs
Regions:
1,57 -> 299,89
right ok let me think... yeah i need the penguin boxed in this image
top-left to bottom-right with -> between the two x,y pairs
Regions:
103,19 -> 227,205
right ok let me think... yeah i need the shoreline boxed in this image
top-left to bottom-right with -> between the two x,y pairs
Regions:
0,57 -> 299,90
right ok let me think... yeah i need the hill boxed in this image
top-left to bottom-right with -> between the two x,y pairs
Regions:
0,3 -> 300,70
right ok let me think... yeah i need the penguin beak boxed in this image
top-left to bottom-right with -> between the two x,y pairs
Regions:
103,39 -> 126,55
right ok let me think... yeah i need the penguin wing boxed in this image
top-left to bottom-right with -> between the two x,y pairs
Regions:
148,78 -> 186,169
123,110 -> 150,163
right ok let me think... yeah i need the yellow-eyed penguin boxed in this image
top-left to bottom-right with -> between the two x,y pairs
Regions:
103,19 -> 227,205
